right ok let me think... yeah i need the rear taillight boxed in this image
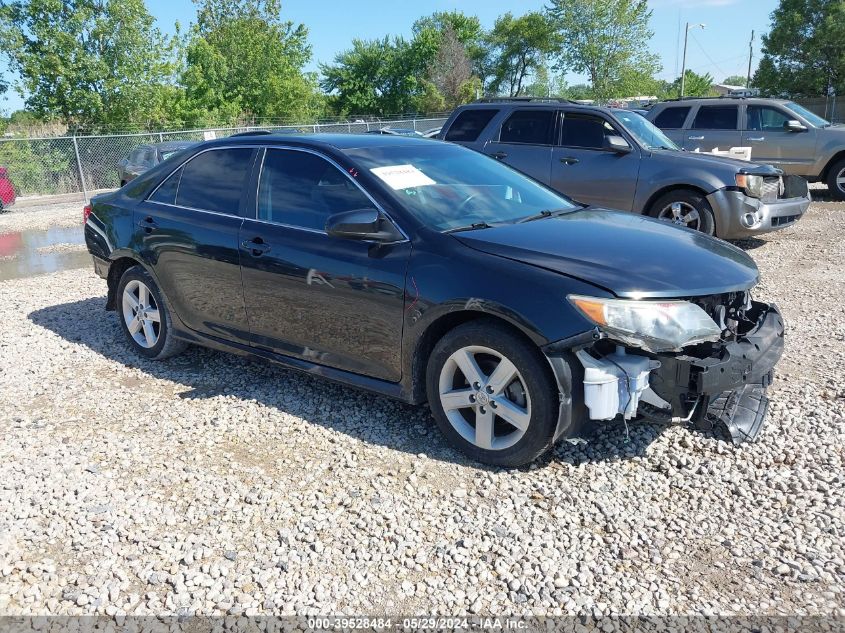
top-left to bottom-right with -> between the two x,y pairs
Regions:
83,204 -> 92,223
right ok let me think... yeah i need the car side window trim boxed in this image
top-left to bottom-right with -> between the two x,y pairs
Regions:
252,146 -> 410,243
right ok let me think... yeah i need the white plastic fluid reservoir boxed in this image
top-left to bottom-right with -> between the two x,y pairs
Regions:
576,348 -> 661,421
581,365 -> 621,420
607,346 -> 660,419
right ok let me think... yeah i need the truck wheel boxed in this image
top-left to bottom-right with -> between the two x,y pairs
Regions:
825,158 -> 845,201
649,189 -> 716,235
426,320 -> 560,467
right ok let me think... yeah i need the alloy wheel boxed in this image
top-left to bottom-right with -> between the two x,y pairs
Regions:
121,279 -> 161,349
658,201 -> 701,230
836,167 -> 845,195
438,345 -> 531,451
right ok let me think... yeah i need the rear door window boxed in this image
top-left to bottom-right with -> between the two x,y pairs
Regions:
692,105 -> 739,130
499,109 -> 556,145
653,106 -> 691,129
444,109 -> 498,142
149,167 -> 183,205
175,148 -> 254,214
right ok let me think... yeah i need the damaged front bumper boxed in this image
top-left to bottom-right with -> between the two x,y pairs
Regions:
545,300 -> 785,444
645,301 -> 784,442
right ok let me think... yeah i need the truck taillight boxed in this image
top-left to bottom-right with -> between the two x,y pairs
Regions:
83,204 -> 92,223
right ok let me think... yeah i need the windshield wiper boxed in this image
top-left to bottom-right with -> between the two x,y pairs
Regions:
516,208 -> 571,223
444,221 -> 495,234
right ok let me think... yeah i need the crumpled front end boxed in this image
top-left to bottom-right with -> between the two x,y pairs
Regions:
546,292 -> 785,444
642,298 -> 784,443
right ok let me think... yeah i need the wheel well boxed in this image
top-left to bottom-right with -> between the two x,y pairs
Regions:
105,257 -> 142,311
410,311 -> 538,404
641,185 -> 709,216
821,150 -> 845,181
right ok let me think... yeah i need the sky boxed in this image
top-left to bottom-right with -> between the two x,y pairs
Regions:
0,0 -> 780,113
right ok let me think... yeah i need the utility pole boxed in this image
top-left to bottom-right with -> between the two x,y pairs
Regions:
680,22 -> 706,98
746,30 -> 755,88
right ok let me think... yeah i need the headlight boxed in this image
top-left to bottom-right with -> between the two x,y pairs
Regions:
736,174 -> 764,198
568,295 -> 722,353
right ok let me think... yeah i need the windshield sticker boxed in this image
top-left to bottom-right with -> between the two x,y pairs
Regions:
370,164 -> 436,190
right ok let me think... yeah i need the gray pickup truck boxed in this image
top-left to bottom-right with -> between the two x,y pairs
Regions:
648,96 -> 845,200
439,98 -> 811,239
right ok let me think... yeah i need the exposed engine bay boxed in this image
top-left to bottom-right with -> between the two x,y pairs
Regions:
572,292 -> 785,443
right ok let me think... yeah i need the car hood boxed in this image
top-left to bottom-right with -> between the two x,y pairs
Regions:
455,209 -> 759,298
657,149 -> 781,175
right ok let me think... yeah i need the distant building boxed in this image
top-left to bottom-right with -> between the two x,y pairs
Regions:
712,84 -> 759,97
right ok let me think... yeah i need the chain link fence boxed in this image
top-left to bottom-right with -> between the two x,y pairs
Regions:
792,97 -> 843,124
0,115 -> 450,200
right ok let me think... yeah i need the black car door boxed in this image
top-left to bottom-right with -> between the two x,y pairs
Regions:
137,146 -> 258,344
239,147 -> 410,381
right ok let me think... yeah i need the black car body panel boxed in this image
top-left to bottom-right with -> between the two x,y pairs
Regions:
453,209 -> 759,298
85,134 -> 785,452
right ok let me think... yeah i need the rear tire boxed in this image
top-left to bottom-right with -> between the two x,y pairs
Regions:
116,266 -> 188,360
825,158 -> 845,201
648,189 -> 716,235
426,320 -> 559,467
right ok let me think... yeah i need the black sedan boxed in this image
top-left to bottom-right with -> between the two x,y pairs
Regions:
117,141 -> 197,186
85,134 -> 784,466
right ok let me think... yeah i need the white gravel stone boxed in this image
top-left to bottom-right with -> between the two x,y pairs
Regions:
0,198 -> 843,617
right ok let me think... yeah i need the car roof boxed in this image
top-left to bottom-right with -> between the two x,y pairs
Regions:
154,140 -> 198,150
653,97 -> 792,106
454,100 -> 617,117
207,133 -> 439,152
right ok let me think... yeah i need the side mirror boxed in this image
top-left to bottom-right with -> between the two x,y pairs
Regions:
325,208 -> 403,242
784,119 -> 807,133
604,135 -> 632,154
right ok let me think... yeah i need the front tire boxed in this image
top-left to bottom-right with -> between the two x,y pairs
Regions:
648,189 -> 716,235
426,320 -> 559,467
825,158 -> 845,201
117,266 -> 187,360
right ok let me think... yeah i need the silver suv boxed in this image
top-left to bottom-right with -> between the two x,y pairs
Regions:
648,97 -> 845,200
440,99 -> 811,239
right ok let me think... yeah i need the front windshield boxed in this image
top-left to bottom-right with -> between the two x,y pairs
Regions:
783,101 -> 831,128
613,110 -> 679,150
345,144 -> 579,232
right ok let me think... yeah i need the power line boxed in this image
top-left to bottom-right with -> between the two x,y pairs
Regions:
689,31 -> 728,78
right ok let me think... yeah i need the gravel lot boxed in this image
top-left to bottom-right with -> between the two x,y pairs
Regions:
0,196 -> 843,618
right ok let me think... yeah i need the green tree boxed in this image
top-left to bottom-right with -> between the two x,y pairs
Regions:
182,0 -> 324,125
545,0 -> 661,100
0,0 -> 180,130
484,12 -> 556,97
412,11 -> 486,76
665,70 -> 716,98
320,36 -> 430,116
722,75 -> 749,87
753,0 -> 845,96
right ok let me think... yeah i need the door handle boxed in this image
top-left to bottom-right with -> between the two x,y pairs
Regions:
241,237 -> 271,256
687,135 -> 705,140
559,157 -> 580,165
490,151 -> 508,160
747,137 -> 765,142
138,216 -> 158,232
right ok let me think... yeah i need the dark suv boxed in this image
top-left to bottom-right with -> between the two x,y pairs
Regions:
85,134 -> 784,466
439,98 -> 810,239
648,97 -> 845,200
